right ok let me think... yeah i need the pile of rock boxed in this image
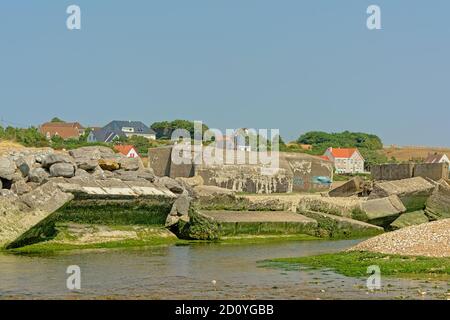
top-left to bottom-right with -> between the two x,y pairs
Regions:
327,175 -> 450,230
0,146 -> 158,197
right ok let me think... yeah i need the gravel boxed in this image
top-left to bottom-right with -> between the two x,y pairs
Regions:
348,219 -> 450,258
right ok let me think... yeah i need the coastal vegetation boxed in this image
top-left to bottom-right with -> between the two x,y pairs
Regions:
264,251 -> 450,280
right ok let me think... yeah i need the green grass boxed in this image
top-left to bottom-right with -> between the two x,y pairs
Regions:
263,251 -> 450,280
6,237 -> 186,254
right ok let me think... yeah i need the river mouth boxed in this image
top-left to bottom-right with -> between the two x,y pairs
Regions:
0,239 -> 447,300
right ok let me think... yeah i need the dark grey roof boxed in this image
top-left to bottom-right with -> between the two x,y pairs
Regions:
91,128 -> 126,143
103,120 -> 156,135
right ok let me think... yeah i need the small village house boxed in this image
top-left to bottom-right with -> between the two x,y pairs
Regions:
88,120 -> 156,143
425,153 -> 450,166
323,147 -> 365,174
40,122 -> 85,140
214,128 -> 253,152
114,145 -> 140,158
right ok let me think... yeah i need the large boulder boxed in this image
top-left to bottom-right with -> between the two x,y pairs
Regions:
41,154 -> 74,169
28,167 -> 50,184
98,159 -> 120,171
425,182 -> 450,220
118,157 -> 142,171
49,163 -> 76,178
165,194 -> 191,227
74,158 -> 98,171
369,177 -> 435,211
157,176 -> 185,194
11,180 -> 32,195
69,146 -> 115,160
172,208 -> 219,240
0,157 -> 17,180
360,195 -> 406,227
14,156 -> 34,177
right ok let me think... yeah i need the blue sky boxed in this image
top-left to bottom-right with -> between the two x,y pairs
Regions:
0,1 -> 449,146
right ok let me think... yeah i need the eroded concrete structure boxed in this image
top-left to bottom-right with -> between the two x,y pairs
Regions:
148,147 -> 333,194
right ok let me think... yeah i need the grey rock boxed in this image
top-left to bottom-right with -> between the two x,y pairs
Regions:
170,194 -> 190,217
69,146 -> 115,160
75,158 -> 98,171
0,157 -> 17,180
11,180 -> 32,196
157,176 -> 185,194
0,179 -> 2,189
28,168 -> 50,184
92,166 -> 106,180
136,169 -> 156,183
75,168 -> 91,178
113,170 -> 140,181
14,156 -> 34,177
118,157 -> 142,171
49,163 -> 75,178
41,154 -> 74,168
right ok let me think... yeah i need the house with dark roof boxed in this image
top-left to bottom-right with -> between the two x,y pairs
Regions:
40,122 -> 85,140
323,147 -> 365,174
425,153 -> 450,165
87,120 -> 156,143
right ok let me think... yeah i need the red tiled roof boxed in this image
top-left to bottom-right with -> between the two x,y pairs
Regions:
41,122 -> 84,129
319,155 -> 331,161
114,145 -> 136,156
328,148 -> 358,158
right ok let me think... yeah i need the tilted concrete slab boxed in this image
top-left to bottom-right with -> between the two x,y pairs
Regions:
361,195 -> 406,227
1,178 -> 177,248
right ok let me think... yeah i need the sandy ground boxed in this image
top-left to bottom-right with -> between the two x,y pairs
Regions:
349,219 -> 450,257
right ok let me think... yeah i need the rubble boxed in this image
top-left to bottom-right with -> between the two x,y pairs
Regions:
360,195 -> 406,227
369,177 -> 435,211
425,182 -> 450,220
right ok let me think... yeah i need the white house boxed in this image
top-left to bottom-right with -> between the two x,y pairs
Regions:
323,147 -> 365,174
114,145 -> 140,158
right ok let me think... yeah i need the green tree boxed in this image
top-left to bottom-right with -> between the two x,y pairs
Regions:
50,117 -> 65,123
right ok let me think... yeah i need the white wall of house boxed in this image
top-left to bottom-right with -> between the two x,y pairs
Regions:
324,149 -> 365,174
126,148 -> 140,158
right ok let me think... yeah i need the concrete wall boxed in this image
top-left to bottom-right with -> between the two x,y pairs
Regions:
148,147 -> 333,194
371,163 -> 448,181
414,163 -> 449,181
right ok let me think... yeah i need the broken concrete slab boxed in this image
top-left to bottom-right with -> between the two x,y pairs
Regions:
369,177 -> 435,211
199,210 -> 318,237
328,177 -> 363,197
301,210 -> 384,238
360,195 -> 406,227
425,182 -> 450,220
389,210 -> 429,230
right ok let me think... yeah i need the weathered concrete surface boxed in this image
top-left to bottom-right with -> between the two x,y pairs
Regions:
425,182 -> 450,220
301,210 -> 384,238
369,177 -> 435,211
371,163 -> 448,181
360,195 -> 406,227
148,147 -> 333,194
148,147 -> 172,177
371,163 -> 414,181
1,182 -> 74,248
328,177 -> 363,197
200,210 -> 318,237
389,210 -> 429,230
1,178 -> 177,248
414,163 -> 449,181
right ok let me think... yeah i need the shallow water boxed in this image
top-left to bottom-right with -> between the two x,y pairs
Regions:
0,239 -> 447,300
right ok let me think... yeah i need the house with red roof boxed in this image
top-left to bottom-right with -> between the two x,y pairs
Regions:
323,147 -> 364,174
40,122 -> 85,140
114,145 -> 140,158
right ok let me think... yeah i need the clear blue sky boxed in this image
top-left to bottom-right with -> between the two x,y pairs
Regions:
0,1 -> 449,146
